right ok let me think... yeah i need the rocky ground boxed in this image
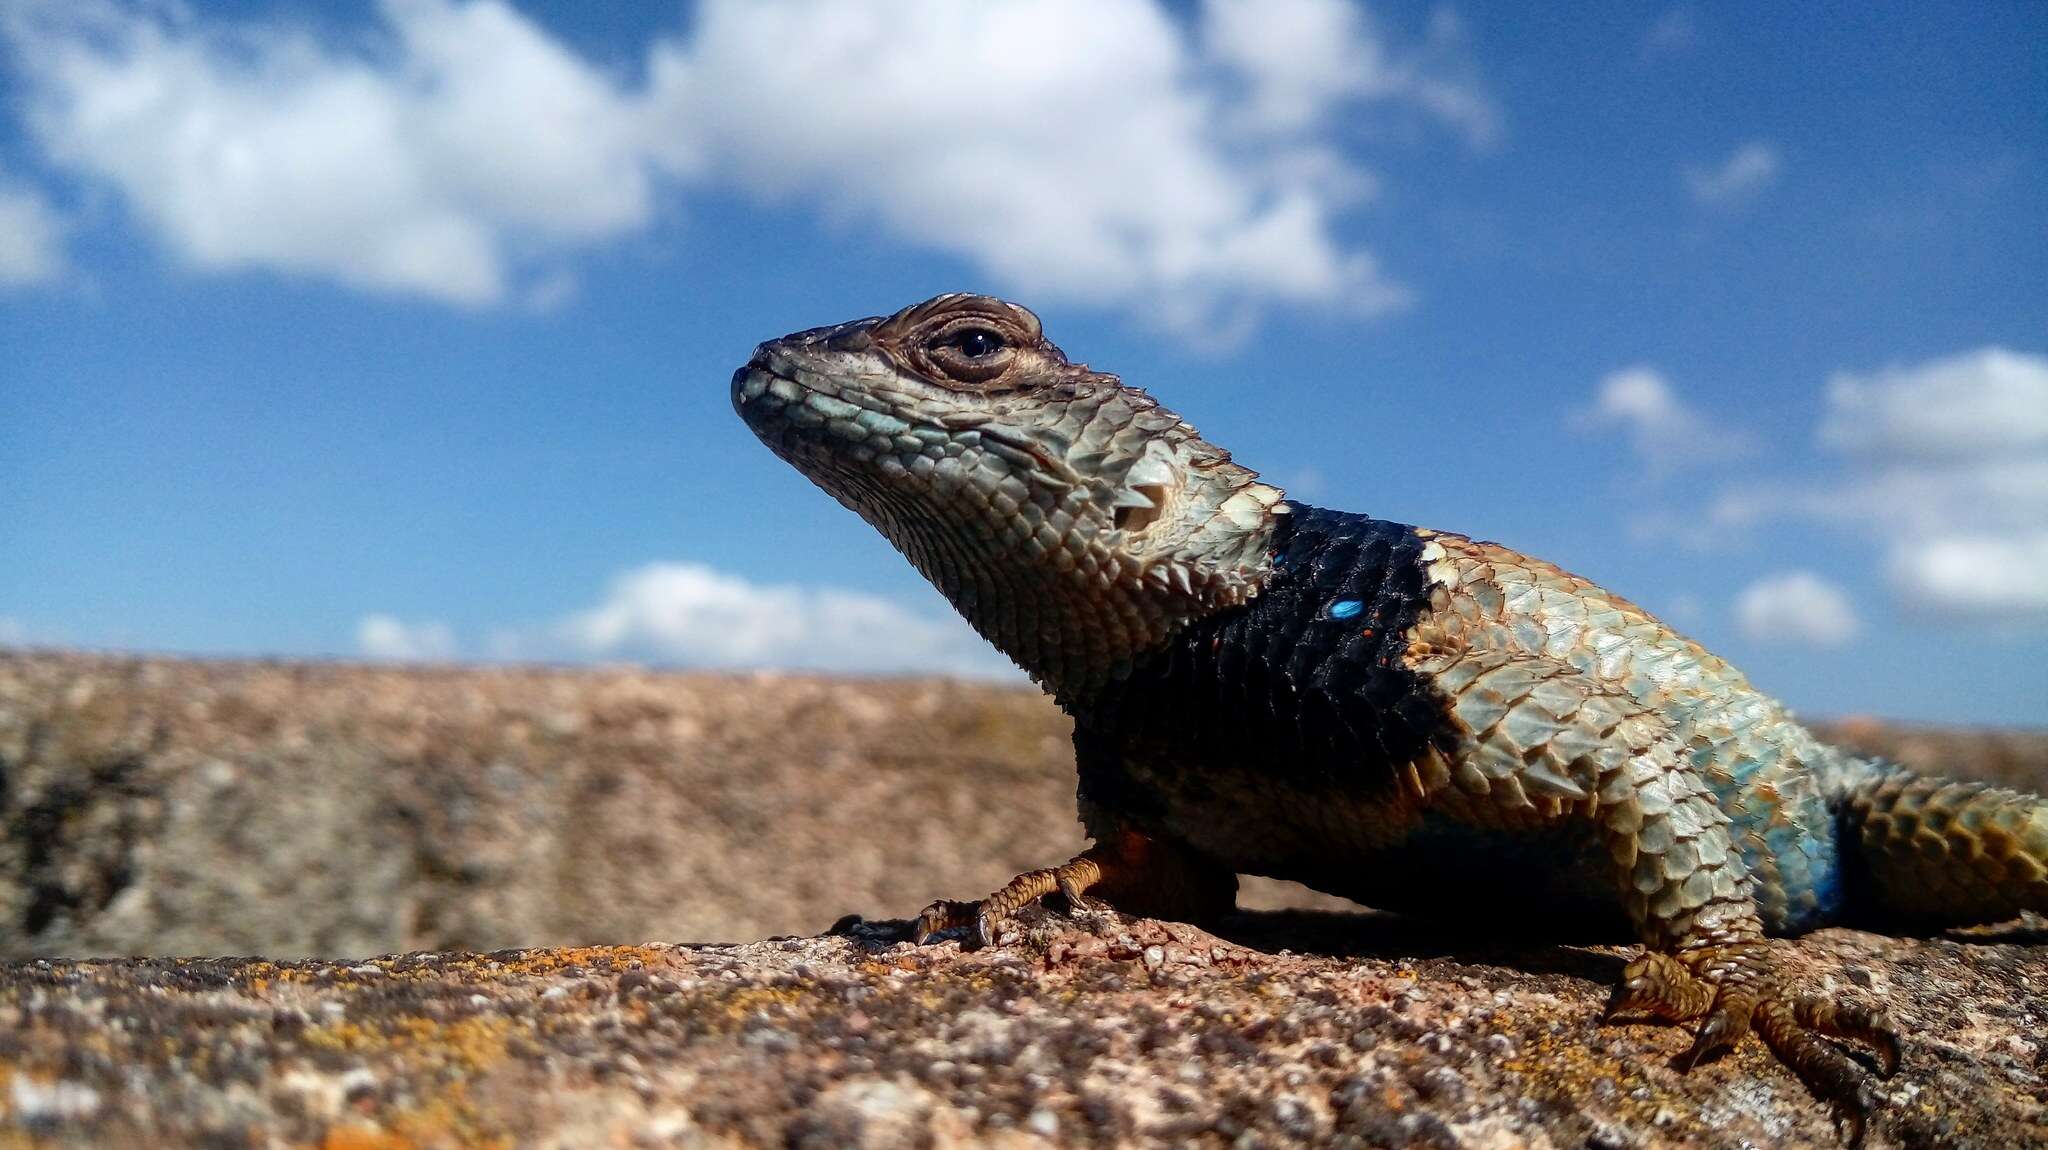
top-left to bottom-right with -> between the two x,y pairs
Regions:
3,911 -> 2043,1148
0,650 -> 2044,1147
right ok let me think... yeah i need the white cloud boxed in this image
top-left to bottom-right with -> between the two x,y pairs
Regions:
1888,535 -> 2048,618
5,0 -> 652,305
357,614 -> 457,661
0,617 -> 26,646
1735,572 -> 1859,647
532,560 -> 1003,671
1579,365 -> 1749,470
1821,348 -> 2048,461
1685,141 -> 1781,207
4,0 -> 1494,333
1816,349 -> 2048,619
647,0 -> 1481,333
354,564 -> 1014,675
1673,349 -> 2048,621
521,562 -> 1011,677
0,170 -> 67,287
1201,0 -> 1498,145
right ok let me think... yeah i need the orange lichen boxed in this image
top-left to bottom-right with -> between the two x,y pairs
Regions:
319,1127 -> 411,1150
301,1015 -> 514,1075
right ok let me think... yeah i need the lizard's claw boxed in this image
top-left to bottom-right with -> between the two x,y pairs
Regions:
1603,944 -> 1899,1144
912,854 -> 1108,947
910,831 -> 1238,948
910,899 -> 986,946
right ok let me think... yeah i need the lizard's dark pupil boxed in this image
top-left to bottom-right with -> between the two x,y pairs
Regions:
957,330 -> 1001,358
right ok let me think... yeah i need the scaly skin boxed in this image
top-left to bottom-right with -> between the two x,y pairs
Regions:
733,293 -> 2048,1141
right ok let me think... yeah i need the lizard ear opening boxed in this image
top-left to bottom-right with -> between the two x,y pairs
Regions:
1114,483 -> 1171,532
1112,443 -> 1182,534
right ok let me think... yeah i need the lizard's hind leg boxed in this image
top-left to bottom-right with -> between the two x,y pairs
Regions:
1428,650 -> 1899,1140
1588,715 -> 1901,1141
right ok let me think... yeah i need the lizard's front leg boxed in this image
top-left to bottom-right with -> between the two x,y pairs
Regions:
913,822 -> 1237,947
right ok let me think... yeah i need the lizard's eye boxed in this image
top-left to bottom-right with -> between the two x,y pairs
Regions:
921,323 -> 1016,385
952,328 -> 1004,358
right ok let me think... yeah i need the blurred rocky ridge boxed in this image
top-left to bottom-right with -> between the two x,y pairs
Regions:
1,649 -> 2043,959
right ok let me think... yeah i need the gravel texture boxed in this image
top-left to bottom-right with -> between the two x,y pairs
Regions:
2,910 -> 2043,1148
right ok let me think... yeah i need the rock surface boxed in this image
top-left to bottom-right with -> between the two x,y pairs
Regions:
3,910 -> 2044,1148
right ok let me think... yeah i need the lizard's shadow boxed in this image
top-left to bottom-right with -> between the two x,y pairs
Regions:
1208,906 -> 1631,986
838,904 -> 1634,987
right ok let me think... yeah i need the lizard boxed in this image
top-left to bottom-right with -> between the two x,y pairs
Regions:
732,292 -> 2048,1140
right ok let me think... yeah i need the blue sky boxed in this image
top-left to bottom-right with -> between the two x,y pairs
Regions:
2,1 -> 2044,724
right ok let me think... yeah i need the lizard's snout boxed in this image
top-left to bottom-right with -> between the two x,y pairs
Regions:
729,355 -> 787,430
731,314 -> 886,427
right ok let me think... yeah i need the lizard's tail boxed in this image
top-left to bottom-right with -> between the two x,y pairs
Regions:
1836,763 -> 2048,927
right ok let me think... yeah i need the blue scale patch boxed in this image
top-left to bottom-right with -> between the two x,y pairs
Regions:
1684,732 -> 1849,933
1326,599 -> 1364,620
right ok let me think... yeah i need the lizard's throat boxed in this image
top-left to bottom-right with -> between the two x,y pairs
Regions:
835,471 -> 1282,702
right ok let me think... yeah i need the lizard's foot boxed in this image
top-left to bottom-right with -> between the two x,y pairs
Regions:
1604,942 -> 1900,1144
913,830 -> 1235,947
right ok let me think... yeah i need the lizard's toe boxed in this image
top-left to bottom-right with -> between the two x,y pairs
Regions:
1755,994 -> 1881,1145
1628,942 -> 1892,1143
1604,951 -> 1716,1023
912,899 -> 986,946
912,855 -> 1103,947
1794,995 -> 1902,1078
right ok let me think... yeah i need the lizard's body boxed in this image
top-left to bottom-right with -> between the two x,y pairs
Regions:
1080,507 -> 1848,938
733,294 -> 2048,1138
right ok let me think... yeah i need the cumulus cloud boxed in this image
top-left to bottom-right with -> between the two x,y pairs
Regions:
357,563 -> 1012,674
1817,349 -> 2048,619
1675,349 -> 2048,621
518,562 -> 1011,677
3,0 -> 1496,333
1888,536 -> 2048,618
1578,365 -> 1750,470
1821,348 -> 2048,461
357,614 -> 457,661
1735,572 -> 1859,647
645,0 -> 1489,333
1685,141 -> 1781,207
1201,0 -> 1498,145
5,0 -> 652,304
0,170 -> 67,288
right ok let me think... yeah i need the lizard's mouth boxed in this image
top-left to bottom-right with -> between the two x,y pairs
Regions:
967,424 -> 1079,489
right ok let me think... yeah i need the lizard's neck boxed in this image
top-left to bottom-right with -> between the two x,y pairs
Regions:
899,491 -> 1290,704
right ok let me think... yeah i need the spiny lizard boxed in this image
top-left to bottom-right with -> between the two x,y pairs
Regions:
733,293 -> 2048,1140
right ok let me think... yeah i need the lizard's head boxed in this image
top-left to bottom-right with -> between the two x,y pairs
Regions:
733,292 -> 1286,694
